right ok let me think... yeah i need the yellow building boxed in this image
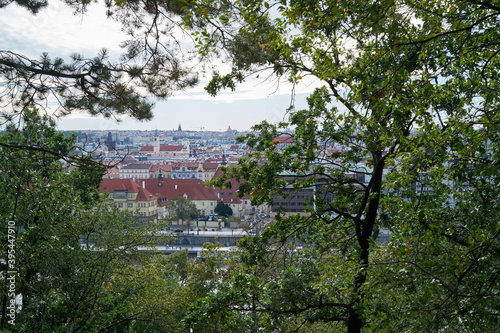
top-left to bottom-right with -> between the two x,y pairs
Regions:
99,178 -> 158,218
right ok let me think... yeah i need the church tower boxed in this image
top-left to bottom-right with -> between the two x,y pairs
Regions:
153,129 -> 160,153
221,150 -> 227,166
105,131 -> 115,151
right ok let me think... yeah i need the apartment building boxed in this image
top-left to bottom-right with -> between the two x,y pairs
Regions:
99,178 -> 158,218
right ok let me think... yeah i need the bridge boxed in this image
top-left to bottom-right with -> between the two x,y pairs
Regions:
158,228 -> 249,247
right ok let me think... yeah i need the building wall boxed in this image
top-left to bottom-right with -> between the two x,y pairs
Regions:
195,199 -> 217,217
120,169 -> 151,179
104,187 -> 158,218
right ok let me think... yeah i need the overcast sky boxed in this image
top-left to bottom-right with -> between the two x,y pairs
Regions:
1,0 -> 322,132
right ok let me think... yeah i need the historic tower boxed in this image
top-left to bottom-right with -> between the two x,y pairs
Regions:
153,129 -> 160,153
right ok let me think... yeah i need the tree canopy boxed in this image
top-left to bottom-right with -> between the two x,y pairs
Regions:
166,195 -> 199,222
214,201 -> 233,217
198,0 -> 500,332
0,109 -> 169,332
0,0 -> 200,122
2,0 -> 500,331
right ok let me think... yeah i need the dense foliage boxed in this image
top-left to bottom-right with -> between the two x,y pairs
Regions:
196,0 -> 500,332
166,195 -> 200,222
0,110 -> 170,332
2,1 -> 500,332
214,201 -> 233,217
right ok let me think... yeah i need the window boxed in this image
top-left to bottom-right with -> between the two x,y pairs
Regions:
211,202 -> 213,206
118,203 -> 123,208
202,202 -> 205,206
128,203 -> 133,208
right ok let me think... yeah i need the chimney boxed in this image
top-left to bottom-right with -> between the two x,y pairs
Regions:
142,180 -> 145,189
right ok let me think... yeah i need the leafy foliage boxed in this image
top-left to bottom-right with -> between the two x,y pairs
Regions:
214,201 -> 233,217
0,0 -> 200,122
166,195 -> 199,222
0,109 -> 167,332
196,0 -> 500,332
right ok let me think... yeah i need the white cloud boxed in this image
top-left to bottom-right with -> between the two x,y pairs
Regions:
1,0 -> 124,58
172,71 -> 324,103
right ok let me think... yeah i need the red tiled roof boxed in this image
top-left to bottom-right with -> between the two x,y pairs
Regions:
219,191 -> 242,204
202,162 -> 219,170
105,166 -> 120,175
212,169 -> 245,203
274,135 -> 294,144
99,178 -> 157,201
122,155 -> 138,164
140,178 -> 218,203
172,162 -> 198,170
150,164 -> 172,172
100,178 -> 141,192
135,186 -> 158,201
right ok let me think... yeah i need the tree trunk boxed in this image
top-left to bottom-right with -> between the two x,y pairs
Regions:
347,307 -> 363,333
347,152 -> 385,333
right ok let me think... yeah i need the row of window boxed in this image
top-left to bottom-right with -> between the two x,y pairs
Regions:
138,202 -> 156,207
172,174 -> 197,179
140,211 -> 155,217
274,201 -> 303,206
117,201 -> 156,208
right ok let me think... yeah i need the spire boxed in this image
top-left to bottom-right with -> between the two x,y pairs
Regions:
105,131 -> 115,151
153,128 -> 160,153
221,150 -> 227,165
158,169 -> 163,187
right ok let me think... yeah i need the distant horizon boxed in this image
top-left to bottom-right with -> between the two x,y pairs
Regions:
52,92 -> 312,132
57,128 -> 253,133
